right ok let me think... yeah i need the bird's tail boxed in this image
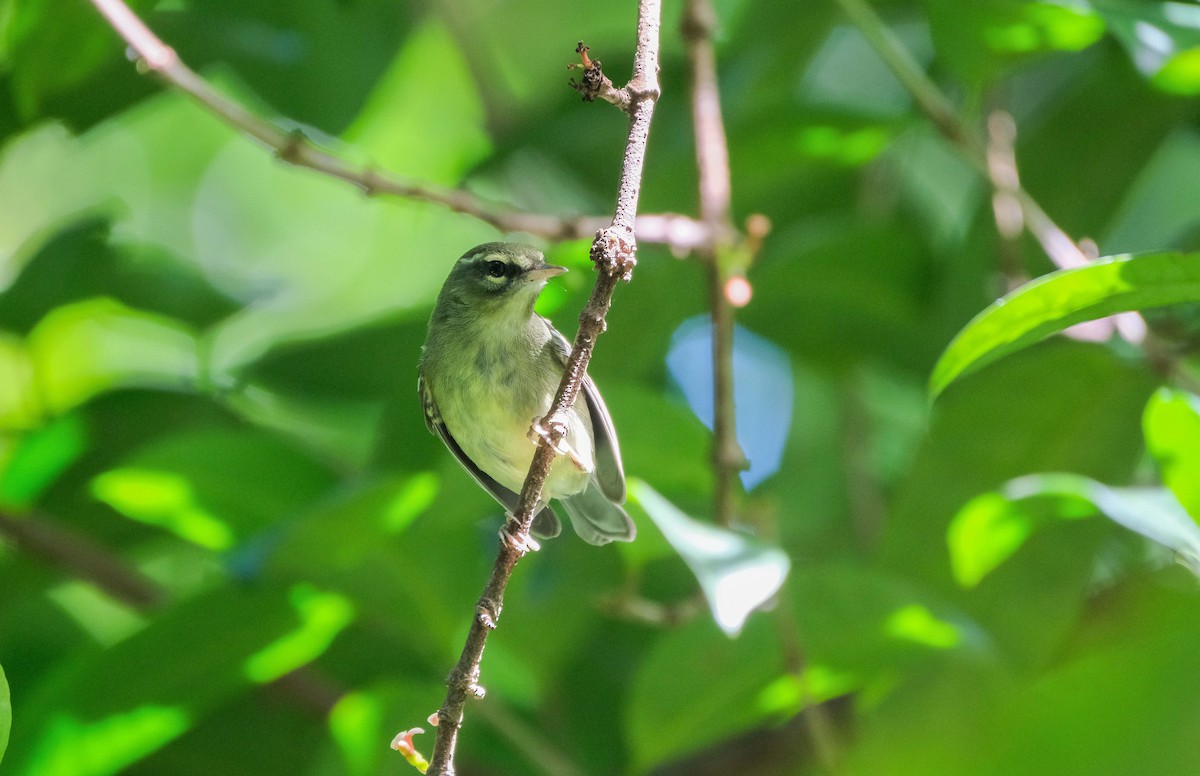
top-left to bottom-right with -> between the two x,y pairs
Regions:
560,482 -> 636,545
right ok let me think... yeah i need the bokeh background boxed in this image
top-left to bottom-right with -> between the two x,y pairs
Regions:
3,0 -> 1200,773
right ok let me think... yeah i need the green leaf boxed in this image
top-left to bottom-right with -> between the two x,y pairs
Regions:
948,474 -> 1200,587
930,252 -> 1200,398
26,298 -> 199,414
1144,387 -> 1200,520
630,480 -> 790,636
92,428 -> 336,550
2,584 -> 327,775
0,413 -> 86,508
1,661 -> 10,767
342,18 -> 490,184
0,333 -> 38,429
1,0 -> 127,119
626,616 -> 783,772
1097,0 -> 1200,95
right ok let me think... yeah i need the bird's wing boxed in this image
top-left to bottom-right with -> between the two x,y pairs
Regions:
543,318 -> 627,503
418,373 -> 562,538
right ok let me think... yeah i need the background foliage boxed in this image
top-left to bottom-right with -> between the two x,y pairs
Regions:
2,0 -> 1200,774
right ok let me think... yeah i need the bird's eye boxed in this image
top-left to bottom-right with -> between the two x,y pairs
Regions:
485,260 -> 507,278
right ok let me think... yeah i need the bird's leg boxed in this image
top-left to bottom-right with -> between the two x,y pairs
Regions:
499,512 -> 541,555
528,416 -> 591,473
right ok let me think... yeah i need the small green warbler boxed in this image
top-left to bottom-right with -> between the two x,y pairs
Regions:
418,242 -> 636,548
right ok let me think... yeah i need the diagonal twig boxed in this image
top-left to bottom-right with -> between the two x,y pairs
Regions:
424,4 -> 662,774
86,0 -> 704,251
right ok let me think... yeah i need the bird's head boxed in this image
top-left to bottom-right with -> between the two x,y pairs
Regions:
439,242 -> 567,318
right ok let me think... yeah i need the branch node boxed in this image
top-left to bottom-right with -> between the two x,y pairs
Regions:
568,41 -> 632,113
591,227 -> 638,281
500,514 -> 541,555
446,665 -> 485,702
475,598 -> 501,630
361,167 -> 384,197
276,129 -> 307,165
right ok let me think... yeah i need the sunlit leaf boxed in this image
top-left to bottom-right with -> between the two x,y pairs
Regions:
343,18 -> 490,184
24,705 -> 190,776
1098,0 -> 1200,94
0,334 -> 38,429
92,428 -> 335,553
0,414 -> 85,509
630,480 -> 790,635
1144,387 -> 1200,520
46,581 -> 146,647
0,661 -> 10,767
329,692 -> 384,776
26,298 -> 199,413
91,469 -> 236,551
885,604 -> 962,650
930,252 -> 1200,398
948,473 -> 1200,587
1,585 -> 316,774
242,584 -> 355,683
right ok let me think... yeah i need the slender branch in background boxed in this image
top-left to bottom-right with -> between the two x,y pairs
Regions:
830,0 -> 1085,266
0,511 -> 164,609
426,4 -> 662,773
0,511 -> 340,714
86,0 -> 703,252
682,0 -> 744,529
832,0 -> 1148,346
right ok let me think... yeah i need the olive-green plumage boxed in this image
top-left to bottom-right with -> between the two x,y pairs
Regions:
418,242 -> 635,545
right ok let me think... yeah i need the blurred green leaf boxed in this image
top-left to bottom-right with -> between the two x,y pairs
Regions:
791,564 -> 988,677
241,584 -> 355,684
0,660 -> 9,766
0,0 -> 131,119
326,682 -> 446,776
157,0 -> 411,132
0,413 -> 86,508
0,333 -> 38,429
626,616 -> 783,773
264,474 -> 471,658
1103,129 -> 1200,254
924,0 -> 1105,82
92,427 -> 336,549
1097,0 -> 1200,94
930,252 -> 1200,398
631,480 -> 790,636
2,584 -> 321,775
0,219 -> 240,334
949,474 -> 1200,587
27,298 -> 199,414
343,18 -> 490,184
1143,387 -> 1200,519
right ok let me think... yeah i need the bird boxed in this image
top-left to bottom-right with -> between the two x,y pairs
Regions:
418,242 -> 636,549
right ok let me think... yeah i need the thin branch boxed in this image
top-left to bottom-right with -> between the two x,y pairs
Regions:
832,0 -> 974,152
425,5 -> 662,774
0,510 -> 165,609
683,0 -> 743,529
831,0 -> 1091,269
86,0 -> 703,251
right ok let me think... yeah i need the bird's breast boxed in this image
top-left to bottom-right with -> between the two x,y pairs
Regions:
424,330 -> 593,498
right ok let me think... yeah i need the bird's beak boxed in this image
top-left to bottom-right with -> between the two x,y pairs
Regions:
524,264 -> 568,282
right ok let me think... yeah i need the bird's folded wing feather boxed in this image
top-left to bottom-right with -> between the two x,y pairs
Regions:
419,374 -> 521,512
543,318 -> 627,503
